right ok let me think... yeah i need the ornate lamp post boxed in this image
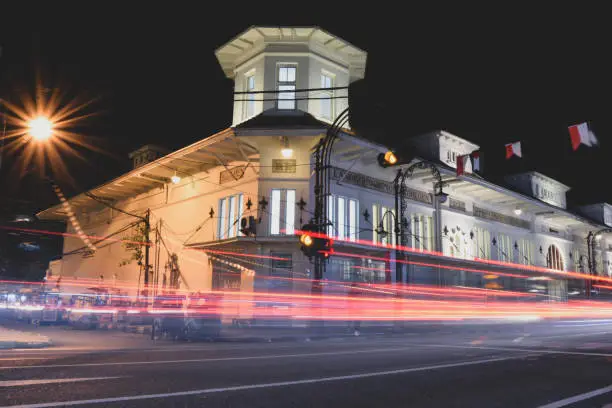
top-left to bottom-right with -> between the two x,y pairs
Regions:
378,153 -> 447,284
306,108 -> 350,281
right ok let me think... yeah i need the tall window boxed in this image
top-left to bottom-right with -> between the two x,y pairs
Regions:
338,197 -> 346,240
449,231 -> 464,258
371,204 -> 395,246
518,239 -> 534,265
277,65 -> 297,110
546,245 -> 564,270
320,73 -> 333,120
372,204 -> 379,244
572,248 -> 582,272
473,227 -> 491,259
245,73 -> 256,119
270,189 -> 295,235
328,195 -> 358,241
348,199 -> 357,242
497,233 -> 513,262
218,194 -> 244,240
410,214 -> 433,251
595,250 -> 604,275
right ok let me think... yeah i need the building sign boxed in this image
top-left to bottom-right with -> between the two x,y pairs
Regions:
219,166 -> 246,184
330,167 -> 432,205
473,205 -> 530,230
272,159 -> 296,174
449,198 -> 466,212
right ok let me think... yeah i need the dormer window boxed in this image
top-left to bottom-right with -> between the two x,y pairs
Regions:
446,150 -> 458,165
277,64 -> 297,110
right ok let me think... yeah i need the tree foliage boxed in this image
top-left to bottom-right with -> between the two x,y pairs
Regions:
119,222 -> 147,267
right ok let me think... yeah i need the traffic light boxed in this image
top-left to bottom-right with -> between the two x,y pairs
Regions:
299,224 -> 331,260
377,151 -> 398,167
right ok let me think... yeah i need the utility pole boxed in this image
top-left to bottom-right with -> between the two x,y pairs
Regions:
143,209 -> 151,289
84,193 -> 152,299
393,169 -> 403,284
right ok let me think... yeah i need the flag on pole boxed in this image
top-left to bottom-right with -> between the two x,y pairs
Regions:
568,122 -> 598,151
456,154 -> 473,176
505,141 -> 522,159
470,151 -> 481,172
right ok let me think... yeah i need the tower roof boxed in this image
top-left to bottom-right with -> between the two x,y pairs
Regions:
215,26 -> 367,81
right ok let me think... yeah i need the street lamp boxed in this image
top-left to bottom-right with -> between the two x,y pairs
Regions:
377,151 -> 398,167
171,171 -> 181,185
377,153 -> 447,284
28,116 -> 54,141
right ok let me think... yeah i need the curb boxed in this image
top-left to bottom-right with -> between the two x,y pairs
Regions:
0,339 -> 52,350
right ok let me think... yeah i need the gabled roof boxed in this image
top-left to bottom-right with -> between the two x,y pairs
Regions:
37,129 -> 259,221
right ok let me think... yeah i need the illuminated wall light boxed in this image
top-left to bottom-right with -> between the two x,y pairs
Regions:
280,136 -> 293,158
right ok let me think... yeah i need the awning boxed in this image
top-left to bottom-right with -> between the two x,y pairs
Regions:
37,129 -> 259,221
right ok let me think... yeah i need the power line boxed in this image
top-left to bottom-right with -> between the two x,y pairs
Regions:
233,95 -> 348,102
233,86 -> 348,95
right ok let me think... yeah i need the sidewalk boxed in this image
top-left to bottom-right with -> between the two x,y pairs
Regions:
0,325 -> 52,349
217,324 -> 395,342
121,320 -> 401,342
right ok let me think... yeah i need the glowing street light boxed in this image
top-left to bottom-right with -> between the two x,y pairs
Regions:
28,116 -> 54,141
377,150 -> 398,167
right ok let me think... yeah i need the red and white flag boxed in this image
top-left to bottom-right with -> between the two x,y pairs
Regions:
505,141 -> 522,159
456,154 -> 473,176
470,151 -> 481,172
568,122 -> 598,151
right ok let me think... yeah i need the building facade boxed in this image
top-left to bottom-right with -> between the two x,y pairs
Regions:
39,26 -> 612,312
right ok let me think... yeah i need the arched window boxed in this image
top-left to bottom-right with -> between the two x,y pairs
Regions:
546,245 -> 564,271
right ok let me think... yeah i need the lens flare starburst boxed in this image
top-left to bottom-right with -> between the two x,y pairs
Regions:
0,83 -> 104,184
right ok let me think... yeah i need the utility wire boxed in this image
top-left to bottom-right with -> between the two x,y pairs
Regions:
62,220 -> 141,256
233,86 -> 348,95
84,192 -> 146,222
234,95 -> 348,102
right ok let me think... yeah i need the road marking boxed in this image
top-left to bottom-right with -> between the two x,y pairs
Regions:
0,346 -> 434,370
536,384 -> 612,408
536,331 -> 610,340
418,343 -> 612,357
0,342 -> 303,355
0,377 -> 121,387
0,357 -> 50,361
0,355 -> 527,408
554,323 -> 612,327
557,319 -> 612,324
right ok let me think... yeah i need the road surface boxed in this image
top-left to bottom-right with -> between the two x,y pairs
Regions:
1,319 -> 612,407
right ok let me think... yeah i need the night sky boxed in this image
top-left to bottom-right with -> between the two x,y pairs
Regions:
1,5 -> 610,211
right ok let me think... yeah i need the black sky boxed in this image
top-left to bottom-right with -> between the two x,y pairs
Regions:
1,5 -> 610,211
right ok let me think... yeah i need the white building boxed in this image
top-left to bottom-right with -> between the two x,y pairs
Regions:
39,26 -> 612,308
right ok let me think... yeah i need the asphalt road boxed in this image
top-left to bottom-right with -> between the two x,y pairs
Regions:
1,319 -> 612,407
